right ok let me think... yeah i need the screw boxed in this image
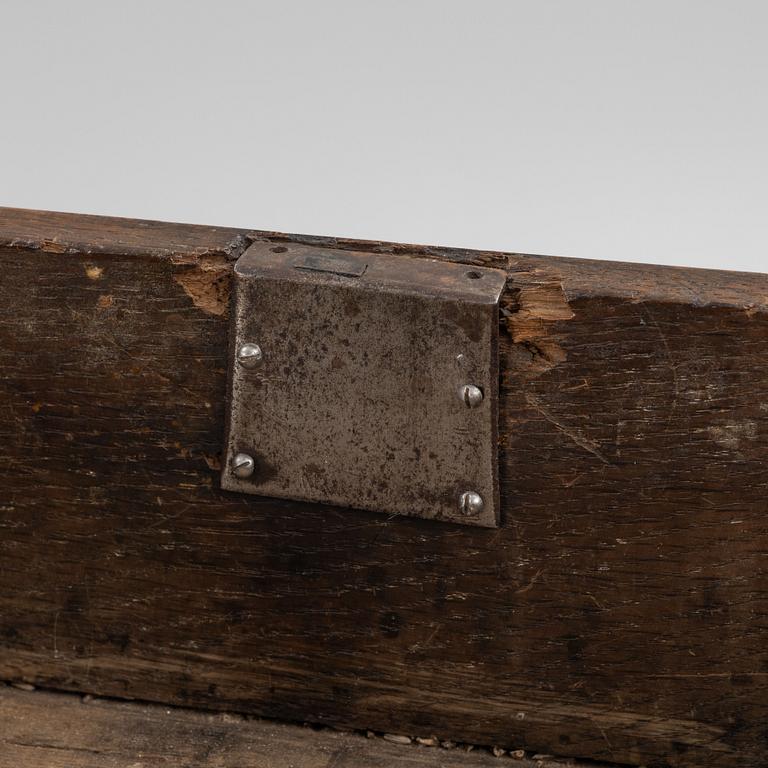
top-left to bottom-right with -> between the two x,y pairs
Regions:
231,452 -> 255,479
237,343 -> 263,368
460,384 -> 484,408
459,490 -> 484,516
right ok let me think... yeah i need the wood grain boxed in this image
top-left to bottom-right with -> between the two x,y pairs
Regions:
0,207 -> 766,768
1,686 -> 567,768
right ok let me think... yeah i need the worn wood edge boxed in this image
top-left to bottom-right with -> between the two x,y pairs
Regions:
2,206 -> 766,311
0,685 -> 602,768
5,203 -> 758,401
0,206 -> 251,259
4,207 -> 764,390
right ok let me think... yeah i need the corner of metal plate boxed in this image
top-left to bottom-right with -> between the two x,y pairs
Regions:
221,241 -> 506,528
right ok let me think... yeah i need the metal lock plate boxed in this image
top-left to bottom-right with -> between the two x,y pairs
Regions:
222,242 -> 506,527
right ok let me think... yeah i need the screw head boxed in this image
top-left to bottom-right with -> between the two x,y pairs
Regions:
231,452 -> 255,479
237,343 -> 263,368
459,490 -> 484,517
460,384 -> 484,408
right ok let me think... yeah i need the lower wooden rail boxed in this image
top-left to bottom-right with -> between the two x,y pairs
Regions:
0,686 -> 586,768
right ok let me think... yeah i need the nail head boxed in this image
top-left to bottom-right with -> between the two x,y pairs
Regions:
237,343 -> 263,368
461,384 -> 484,408
459,490 -> 484,516
232,452 -> 255,479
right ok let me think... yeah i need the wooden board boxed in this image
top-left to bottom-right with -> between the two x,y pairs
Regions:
1,207 -> 766,768
0,685 -> 570,768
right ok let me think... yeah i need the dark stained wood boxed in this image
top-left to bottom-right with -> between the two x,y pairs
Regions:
1,207 -> 767,768
2,686 -> 571,768
0,206 -> 250,258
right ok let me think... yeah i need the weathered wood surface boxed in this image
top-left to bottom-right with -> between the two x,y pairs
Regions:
1,686 -> 571,768
1,207 -> 767,768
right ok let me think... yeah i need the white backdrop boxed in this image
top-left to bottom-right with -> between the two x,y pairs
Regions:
1,1 -> 766,273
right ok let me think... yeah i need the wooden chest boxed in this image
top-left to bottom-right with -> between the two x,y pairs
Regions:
1,207 -> 766,767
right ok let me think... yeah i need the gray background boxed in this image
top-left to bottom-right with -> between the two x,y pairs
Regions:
1,1 -> 766,273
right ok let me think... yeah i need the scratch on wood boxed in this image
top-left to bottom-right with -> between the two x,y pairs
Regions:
515,568 -> 544,595
526,393 -> 611,465
708,421 -> 758,451
640,303 -> 680,417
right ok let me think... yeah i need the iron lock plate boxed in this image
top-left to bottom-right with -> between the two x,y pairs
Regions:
221,242 -> 506,528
